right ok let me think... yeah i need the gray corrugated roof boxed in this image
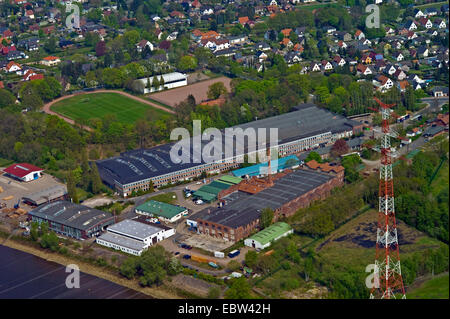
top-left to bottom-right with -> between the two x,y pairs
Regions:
29,201 -> 113,230
97,105 -> 359,186
107,219 -> 162,240
97,232 -> 146,251
22,185 -> 67,206
196,169 -> 333,228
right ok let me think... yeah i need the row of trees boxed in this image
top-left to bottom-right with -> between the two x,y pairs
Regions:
119,245 -> 182,287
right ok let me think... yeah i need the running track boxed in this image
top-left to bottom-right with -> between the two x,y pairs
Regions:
42,90 -> 175,132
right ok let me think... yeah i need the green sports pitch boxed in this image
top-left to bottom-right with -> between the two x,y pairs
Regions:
50,92 -> 172,125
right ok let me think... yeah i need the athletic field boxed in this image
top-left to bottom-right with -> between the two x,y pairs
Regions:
50,92 -> 172,125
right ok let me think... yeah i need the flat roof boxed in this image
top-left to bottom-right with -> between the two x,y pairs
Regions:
96,104 -> 359,186
97,232 -> 146,252
232,155 -> 300,177
247,222 -> 293,245
196,168 -> 334,229
107,219 -> 162,240
22,185 -> 67,205
218,175 -> 242,185
29,201 -> 113,231
135,200 -> 186,219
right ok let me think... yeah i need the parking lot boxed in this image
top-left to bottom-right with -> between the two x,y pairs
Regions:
0,172 -> 65,211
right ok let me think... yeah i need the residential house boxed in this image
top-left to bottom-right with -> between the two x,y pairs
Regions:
40,56 -> 61,66
321,60 -> 333,71
417,46 -> 429,58
413,9 -> 426,18
424,7 -> 438,17
284,52 -> 301,66
281,28 -> 292,37
310,62 -> 321,72
393,69 -> 407,81
374,75 -> 394,92
333,56 -> 346,67
404,20 -> 417,31
397,80 -> 409,92
355,29 -> 365,40
5,61 -> 22,73
418,17 -> 433,29
356,63 -> 372,76
136,40 -> 154,52
392,52 -> 404,62
431,86 -> 449,97
434,19 -> 446,29
166,32 -> 178,41
280,37 -> 293,48
360,54 -> 372,64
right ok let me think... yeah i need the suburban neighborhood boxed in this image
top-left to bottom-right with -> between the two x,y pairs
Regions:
0,0 -> 448,302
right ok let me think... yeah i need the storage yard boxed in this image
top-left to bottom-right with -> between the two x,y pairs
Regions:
0,168 -> 66,223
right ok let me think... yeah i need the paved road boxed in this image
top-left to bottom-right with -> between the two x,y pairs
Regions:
41,90 -> 175,131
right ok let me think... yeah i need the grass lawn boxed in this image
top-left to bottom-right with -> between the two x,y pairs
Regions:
148,192 -> 177,204
0,158 -> 14,167
430,160 -> 449,196
407,274 -> 449,299
51,92 -> 172,125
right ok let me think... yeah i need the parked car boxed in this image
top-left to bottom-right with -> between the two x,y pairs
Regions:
195,199 -> 204,205
185,245 -> 192,250
174,251 -> 180,255
183,254 -> 191,259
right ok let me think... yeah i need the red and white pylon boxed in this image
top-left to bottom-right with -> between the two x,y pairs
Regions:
370,97 -> 406,299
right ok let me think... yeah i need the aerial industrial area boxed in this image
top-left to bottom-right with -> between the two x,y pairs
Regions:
0,0 -> 448,302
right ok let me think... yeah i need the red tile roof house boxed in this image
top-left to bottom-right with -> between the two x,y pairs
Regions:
3,163 -> 44,182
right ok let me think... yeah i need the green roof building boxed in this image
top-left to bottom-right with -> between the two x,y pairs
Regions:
244,222 -> 293,250
135,200 -> 187,223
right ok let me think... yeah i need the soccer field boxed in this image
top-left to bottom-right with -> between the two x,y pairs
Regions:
50,92 -> 172,125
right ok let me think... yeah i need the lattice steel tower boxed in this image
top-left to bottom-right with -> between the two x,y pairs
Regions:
370,97 -> 406,299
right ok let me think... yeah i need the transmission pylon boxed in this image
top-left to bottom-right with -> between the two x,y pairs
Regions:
369,97 -> 406,299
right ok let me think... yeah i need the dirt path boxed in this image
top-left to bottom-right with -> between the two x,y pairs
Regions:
42,90 -> 175,131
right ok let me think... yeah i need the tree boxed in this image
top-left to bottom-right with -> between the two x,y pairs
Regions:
80,149 -> 90,189
0,89 -> 15,108
120,257 -> 138,279
245,250 -> 258,268
207,82 -> 228,100
225,277 -> 252,299
305,151 -> 322,163
227,260 -> 241,272
152,76 -> 160,91
331,139 -> 350,157
90,162 -> 103,194
95,40 -> 107,57
177,55 -> 197,72
260,208 -> 274,229
67,171 -> 79,203
44,36 -> 57,53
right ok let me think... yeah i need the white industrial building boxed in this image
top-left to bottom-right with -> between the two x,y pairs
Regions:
137,72 -> 187,94
96,219 -> 175,256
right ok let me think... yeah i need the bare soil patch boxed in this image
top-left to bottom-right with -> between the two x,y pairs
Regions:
148,76 -> 232,107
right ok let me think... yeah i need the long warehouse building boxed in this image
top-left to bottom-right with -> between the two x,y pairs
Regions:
96,104 -> 362,197
191,163 -> 344,242
28,201 -> 114,240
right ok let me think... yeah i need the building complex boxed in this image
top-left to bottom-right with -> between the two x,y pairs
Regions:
96,104 -> 362,197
